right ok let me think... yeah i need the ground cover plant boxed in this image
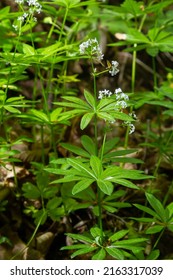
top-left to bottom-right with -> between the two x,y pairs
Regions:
0,0 -> 173,260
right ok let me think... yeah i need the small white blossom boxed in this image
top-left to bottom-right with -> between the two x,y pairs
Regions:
115,88 -> 122,94
116,100 -> 127,109
27,0 -> 42,13
98,89 -> 112,99
115,88 -> 129,101
129,112 -> 137,120
129,123 -> 135,134
109,60 -> 119,76
79,38 -> 104,61
12,24 -> 18,31
124,122 -> 135,134
17,16 -> 25,22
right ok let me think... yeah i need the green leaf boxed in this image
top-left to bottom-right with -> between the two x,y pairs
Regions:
61,244 -> 91,251
29,109 -> 49,122
62,96 -> 90,108
104,190 -> 127,201
38,42 -> 63,58
22,182 -> 40,199
115,238 -> 148,245
146,225 -> 164,234
126,29 -> 149,44
50,108 -> 63,122
166,202 -> 173,218
100,137 -> 119,155
102,205 -> 117,213
90,227 -> 102,239
61,143 -> 90,157
92,248 -> 106,260
121,0 -> 144,17
80,112 -> 94,130
106,247 -> 124,260
110,178 -> 139,190
46,197 -> 62,210
65,233 -> 93,244
71,246 -> 97,259
72,179 -> 94,195
90,156 -> 102,178
109,230 -> 129,242
97,112 -> 115,122
4,106 -> 21,114
22,43 -> 35,56
133,204 -> 158,218
97,180 -> 114,195
67,158 -> 96,179
146,193 -> 167,222
146,250 -> 160,260
84,90 -> 95,107
81,135 -> 96,155
132,217 -> 155,223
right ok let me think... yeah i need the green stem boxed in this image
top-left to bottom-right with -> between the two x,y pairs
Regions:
59,7 -> 69,42
152,56 -> 157,90
124,11 -> 147,149
91,61 -> 98,156
131,48 -> 137,95
10,210 -> 46,260
153,229 -> 165,250
91,60 -> 103,243
97,186 -> 103,241
41,125 -> 45,165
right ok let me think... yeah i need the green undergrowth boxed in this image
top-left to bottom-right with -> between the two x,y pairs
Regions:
0,0 -> 173,260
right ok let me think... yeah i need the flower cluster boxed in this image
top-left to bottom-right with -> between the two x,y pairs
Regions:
98,87 -> 129,110
115,88 -> 129,109
109,61 -> 119,76
124,112 -> 136,134
98,89 -> 112,99
79,38 -> 104,61
13,0 -> 42,30
98,87 -> 135,133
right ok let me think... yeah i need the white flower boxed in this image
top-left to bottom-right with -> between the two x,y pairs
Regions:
79,38 -> 104,61
115,88 -> 129,101
109,60 -> 119,76
27,0 -> 42,14
98,89 -> 112,99
129,123 -> 135,134
12,24 -> 18,31
115,88 -> 122,94
116,100 -> 127,109
17,16 -> 25,22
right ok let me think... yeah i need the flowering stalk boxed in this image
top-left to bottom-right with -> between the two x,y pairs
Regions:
79,38 -> 105,240
79,38 -> 136,243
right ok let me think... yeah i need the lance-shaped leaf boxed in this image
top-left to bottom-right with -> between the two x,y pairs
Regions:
90,156 -> 102,178
84,90 -> 95,108
146,193 -> 168,222
97,180 -> 114,195
72,179 -> 94,195
106,247 -> 124,260
67,158 -> 96,179
81,135 -> 96,155
80,112 -> 94,130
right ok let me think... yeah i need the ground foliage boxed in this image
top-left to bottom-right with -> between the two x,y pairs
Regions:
0,0 -> 173,260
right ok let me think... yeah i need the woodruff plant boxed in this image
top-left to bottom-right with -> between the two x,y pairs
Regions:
46,38 -> 153,260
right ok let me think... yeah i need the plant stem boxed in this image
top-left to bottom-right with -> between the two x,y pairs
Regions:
59,7 -> 69,42
153,229 -> 165,250
91,60 -> 103,243
41,125 -> 45,165
10,210 -> 46,260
